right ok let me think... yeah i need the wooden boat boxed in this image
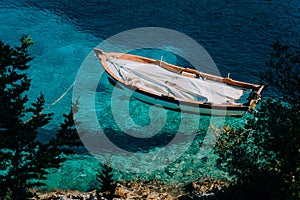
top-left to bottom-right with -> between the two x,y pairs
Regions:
94,48 -> 264,117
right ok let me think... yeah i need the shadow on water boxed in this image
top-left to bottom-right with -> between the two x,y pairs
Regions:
103,127 -> 178,153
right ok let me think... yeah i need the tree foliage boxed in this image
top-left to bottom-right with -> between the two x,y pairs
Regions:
96,161 -> 117,200
0,36 -> 81,199
262,40 -> 300,105
213,41 -> 300,200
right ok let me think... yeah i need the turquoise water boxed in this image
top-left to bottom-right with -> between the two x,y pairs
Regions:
0,3 -> 99,127
1,0 -> 300,191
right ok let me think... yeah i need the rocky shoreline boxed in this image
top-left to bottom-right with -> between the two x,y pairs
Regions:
35,178 -> 229,200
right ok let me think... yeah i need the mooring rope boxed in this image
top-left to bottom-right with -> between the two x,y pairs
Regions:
24,80 -> 76,124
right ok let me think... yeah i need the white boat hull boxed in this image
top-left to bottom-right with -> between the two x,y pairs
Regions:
95,49 -> 263,117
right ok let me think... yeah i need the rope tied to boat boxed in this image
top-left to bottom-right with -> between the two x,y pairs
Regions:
24,80 -> 76,124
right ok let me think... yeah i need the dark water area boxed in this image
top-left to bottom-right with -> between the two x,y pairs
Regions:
8,0 -> 300,81
1,0 -> 299,191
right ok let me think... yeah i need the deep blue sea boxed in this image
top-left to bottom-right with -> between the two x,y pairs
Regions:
1,0 -> 299,191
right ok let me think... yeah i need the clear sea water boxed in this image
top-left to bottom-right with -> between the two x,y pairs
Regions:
1,0 -> 299,191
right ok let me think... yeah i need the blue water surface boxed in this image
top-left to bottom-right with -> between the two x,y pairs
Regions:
1,0 -> 299,191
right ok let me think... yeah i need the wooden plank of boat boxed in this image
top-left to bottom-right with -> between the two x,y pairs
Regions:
94,48 -> 264,117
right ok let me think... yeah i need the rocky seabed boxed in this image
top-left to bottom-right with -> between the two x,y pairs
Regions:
35,179 -> 228,200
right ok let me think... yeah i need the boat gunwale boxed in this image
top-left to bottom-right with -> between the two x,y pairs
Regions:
94,48 -> 264,111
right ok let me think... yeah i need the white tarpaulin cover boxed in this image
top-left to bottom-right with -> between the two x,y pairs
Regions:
106,58 -> 245,104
